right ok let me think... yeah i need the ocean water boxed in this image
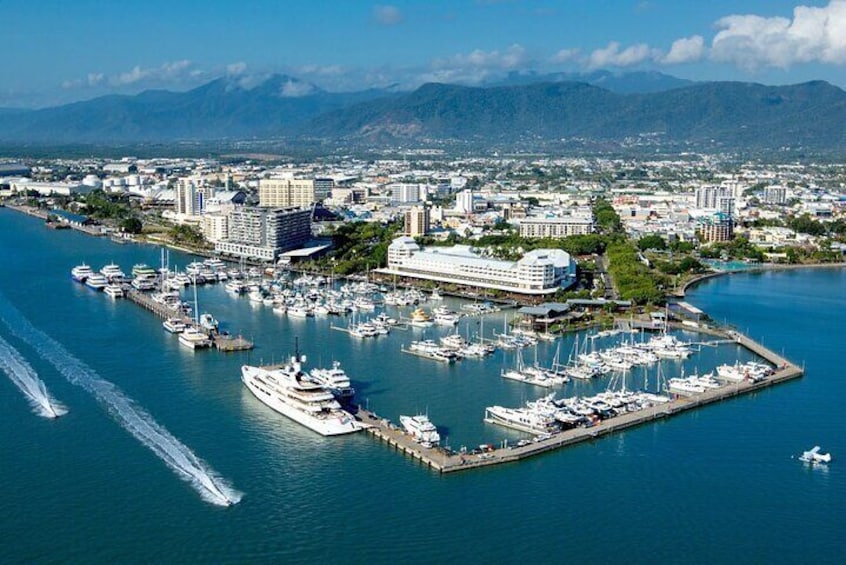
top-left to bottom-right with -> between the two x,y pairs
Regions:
0,208 -> 843,563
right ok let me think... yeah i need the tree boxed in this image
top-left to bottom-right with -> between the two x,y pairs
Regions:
637,234 -> 666,251
120,217 -> 143,234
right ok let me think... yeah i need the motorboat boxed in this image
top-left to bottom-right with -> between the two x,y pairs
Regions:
399,414 -> 441,447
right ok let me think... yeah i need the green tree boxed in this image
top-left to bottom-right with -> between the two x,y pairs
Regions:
120,217 -> 143,234
637,234 -> 667,251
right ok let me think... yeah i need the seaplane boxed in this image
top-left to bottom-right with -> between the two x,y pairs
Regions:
799,446 -> 832,465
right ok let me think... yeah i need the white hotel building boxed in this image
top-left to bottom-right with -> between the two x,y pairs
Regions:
379,237 -> 576,295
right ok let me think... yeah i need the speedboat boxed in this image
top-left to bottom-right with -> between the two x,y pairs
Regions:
799,446 -> 832,464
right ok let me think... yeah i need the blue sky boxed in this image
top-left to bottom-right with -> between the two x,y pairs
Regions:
3,0 -> 846,107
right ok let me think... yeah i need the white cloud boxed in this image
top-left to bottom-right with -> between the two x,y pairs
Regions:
587,42 -> 659,69
711,0 -> 846,69
550,48 -> 581,64
226,62 -> 248,76
110,60 -> 195,86
422,44 -> 531,84
279,79 -> 316,98
661,35 -> 705,64
373,5 -> 403,26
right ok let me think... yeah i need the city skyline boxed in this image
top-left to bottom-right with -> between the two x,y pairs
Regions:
4,0 -> 846,107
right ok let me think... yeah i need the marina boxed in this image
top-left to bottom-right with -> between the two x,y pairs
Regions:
355,330 -> 803,473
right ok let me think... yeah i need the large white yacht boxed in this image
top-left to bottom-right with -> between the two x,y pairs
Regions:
309,361 -> 355,401
241,353 -> 363,436
178,327 -> 212,349
399,414 -> 441,447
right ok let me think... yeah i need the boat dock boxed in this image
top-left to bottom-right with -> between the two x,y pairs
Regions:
356,329 -> 804,474
125,289 -> 253,351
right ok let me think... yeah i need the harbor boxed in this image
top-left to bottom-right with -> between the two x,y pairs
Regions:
354,329 -> 803,473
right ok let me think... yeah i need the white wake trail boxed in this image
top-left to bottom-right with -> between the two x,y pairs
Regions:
0,334 -> 67,418
0,296 -> 241,506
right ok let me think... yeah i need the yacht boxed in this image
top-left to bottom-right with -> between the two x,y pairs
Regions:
399,414 -> 441,447
484,404 -> 559,435
178,327 -> 213,349
71,263 -> 93,282
433,307 -> 461,326
409,307 -> 433,327
84,273 -> 109,290
309,361 -> 355,401
163,317 -> 187,333
241,355 -> 363,436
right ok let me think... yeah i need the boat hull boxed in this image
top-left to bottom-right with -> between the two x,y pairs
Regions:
242,371 -> 362,436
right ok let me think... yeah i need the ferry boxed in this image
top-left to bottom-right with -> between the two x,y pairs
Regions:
71,263 -> 94,282
241,353 -> 363,436
131,264 -> 157,278
100,263 -> 126,282
103,283 -> 125,299
399,414 -> 441,447
84,273 -> 109,290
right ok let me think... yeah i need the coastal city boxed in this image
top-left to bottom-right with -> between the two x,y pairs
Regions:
0,153 -> 840,473
2,1 -> 845,562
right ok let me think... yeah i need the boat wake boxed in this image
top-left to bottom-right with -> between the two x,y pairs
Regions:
0,334 -> 67,419
0,296 -> 242,507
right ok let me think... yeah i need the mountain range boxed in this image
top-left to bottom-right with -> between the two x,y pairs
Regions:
1,72 -> 845,151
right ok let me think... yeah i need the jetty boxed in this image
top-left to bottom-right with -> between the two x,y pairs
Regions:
125,289 -> 253,352
355,328 -> 803,474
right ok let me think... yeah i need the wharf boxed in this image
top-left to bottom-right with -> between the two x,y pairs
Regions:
355,329 -> 803,474
125,289 -> 253,351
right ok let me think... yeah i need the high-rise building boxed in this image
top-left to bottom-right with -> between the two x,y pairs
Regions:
404,205 -> 430,237
519,215 -> 594,238
388,183 -> 422,205
215,207 -> 312,261
201,212 -> 229,243
695,185 -> 731,209
259,178 -> 317,208
313,178 -> 334,202
175,179 -> 214,217
763,186 -> 788,205
699,212 -> 733,243
455,189 -> 475,214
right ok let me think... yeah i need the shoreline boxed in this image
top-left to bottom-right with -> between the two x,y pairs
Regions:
676,261 -> 846,297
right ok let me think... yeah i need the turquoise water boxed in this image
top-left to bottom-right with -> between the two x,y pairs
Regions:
1,208 -> 843,563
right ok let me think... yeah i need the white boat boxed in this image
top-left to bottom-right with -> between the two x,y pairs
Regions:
241,354 -> 363,436
163,317 -> 187,333
199,313 -> 219,332
799,446 -> 832,464
178,327 -> 212,349
103,284 -> 125,298
310,361 -> 355,401
71,263 -> 93,282
100,263 -> 126,282
131,264 -> 157,278
484,405 -> 559,435
84,273 -> 109,290
400,414 -> 441,447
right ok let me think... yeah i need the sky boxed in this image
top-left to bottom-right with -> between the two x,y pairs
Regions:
3,0 -> 846,107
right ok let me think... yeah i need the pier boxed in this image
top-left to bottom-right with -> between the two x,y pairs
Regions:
355,328 -> 804,474
125,289 -> 254,351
